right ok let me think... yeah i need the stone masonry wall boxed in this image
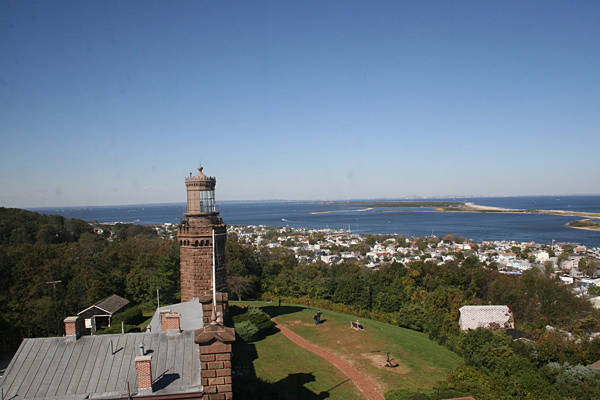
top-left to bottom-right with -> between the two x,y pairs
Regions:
179,223 -> 227,302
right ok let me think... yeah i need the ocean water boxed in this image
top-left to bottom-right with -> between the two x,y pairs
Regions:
29,196 -> 600,247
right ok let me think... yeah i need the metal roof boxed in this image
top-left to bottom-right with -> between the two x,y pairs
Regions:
0,330 -> 202,399
146,301 -> 204,333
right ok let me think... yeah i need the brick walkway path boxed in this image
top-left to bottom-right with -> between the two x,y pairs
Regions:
276,324 -> 385,400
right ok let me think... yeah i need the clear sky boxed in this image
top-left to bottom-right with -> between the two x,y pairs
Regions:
1,1 -> 599,207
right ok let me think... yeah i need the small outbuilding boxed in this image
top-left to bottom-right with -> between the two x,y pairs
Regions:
458,305 -> 515,331
77,294 -> 130,334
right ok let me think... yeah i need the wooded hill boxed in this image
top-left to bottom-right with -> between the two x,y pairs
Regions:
225,233 -> 600,399
2,208 -> 600,398
0,207 -> 179,351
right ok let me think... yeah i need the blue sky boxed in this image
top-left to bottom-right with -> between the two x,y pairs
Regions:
1,1 -> 599,207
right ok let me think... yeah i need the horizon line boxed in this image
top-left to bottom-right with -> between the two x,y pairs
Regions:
19,193 -> 600,210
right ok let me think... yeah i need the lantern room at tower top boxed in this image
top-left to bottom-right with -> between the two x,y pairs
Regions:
185,166 -> 217,215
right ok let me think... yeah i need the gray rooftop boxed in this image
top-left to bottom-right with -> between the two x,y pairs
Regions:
78,294 -> 130,316
0,330 -> 202,399
95,294 -> 130,314
146,301 -> 204,333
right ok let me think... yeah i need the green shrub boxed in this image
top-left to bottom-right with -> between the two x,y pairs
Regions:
96,324 -> 139,335
111,304 -> 145,326
233,307 -> 272,328
235,320 -> 259,342
232,307 -> 273,342
555,364 -> 600,400
246,307 -> 274,331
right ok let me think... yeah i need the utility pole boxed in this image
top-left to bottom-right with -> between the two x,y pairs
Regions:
46,280 -> 63,332
46,280 -> 62,290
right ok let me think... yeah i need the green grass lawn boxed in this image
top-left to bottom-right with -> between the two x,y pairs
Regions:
233,301 -> 463,398
234,324 -> 362,399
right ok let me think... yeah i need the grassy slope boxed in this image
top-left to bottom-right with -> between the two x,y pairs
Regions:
234,301 -> 462,397
234,326 -> 363,399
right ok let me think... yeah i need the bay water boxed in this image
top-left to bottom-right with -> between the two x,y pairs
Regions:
29,196 -> 600,247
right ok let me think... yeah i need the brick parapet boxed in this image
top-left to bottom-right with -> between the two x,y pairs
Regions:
196,323 -> 235,400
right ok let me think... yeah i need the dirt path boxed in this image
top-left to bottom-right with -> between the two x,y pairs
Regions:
276,323 -> 385,400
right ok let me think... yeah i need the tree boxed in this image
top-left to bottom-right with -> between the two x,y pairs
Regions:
228,275 -> 254,301
580,257 -> 598,277
226,234 -> 262,277
589,285 -> 600,296
543,261 -> 555,276
443,233 -> 467,244
521,269 -> 593,328
557,252 -> 569,266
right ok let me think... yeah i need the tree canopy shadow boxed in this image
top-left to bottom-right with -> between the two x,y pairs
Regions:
260,305 -> 307,319
232,340 -> 333,400
272,372 -> 330,400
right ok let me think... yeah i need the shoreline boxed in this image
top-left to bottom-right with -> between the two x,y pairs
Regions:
566,219 -> 600,232
568,225 -> 600,232
310,201 -> 600,233
310,208 -> 373,215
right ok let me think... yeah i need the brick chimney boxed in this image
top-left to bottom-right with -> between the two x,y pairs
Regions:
64,316 -> 83,340
163,312 -> 181,332
159,309 -> 181,332
135,355 -> 153,394
159,309 -> 171,329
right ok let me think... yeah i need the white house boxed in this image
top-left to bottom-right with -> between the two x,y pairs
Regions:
458,305 -> 515,331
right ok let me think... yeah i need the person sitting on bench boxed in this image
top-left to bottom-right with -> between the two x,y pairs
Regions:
351,320 -> 364,330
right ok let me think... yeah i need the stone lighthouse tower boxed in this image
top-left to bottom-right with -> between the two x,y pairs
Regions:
177,166 -> 228,302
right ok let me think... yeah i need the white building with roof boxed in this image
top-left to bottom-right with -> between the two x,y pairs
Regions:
458,305 -> 515,331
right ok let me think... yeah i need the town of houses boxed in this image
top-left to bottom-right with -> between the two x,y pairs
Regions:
95,221 -> 600,306
228,224 -> 600,306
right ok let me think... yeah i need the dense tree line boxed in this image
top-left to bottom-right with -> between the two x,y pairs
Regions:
225,233 -> 600,399
0,207 -> 94,245
3,208 -> 599,399
0,208 -> 179,351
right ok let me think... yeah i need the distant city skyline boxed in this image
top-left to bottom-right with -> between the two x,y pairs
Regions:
2,1 -> 599,208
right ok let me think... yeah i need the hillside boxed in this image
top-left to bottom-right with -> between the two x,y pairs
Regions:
232,301 -> 462,399
0,208 -> 179,351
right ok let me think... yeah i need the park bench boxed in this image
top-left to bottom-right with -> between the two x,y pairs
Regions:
351,320 -> 364,330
